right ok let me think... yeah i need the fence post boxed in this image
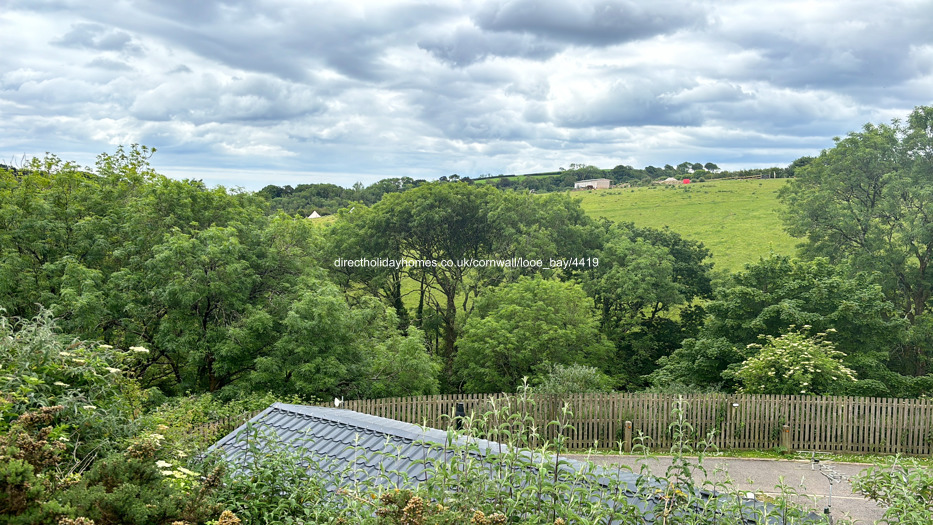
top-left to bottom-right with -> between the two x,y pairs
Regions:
781,424 -> 792,452
624,420 -> 633,453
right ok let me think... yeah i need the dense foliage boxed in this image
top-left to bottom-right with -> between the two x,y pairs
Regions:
650,255 -> 919,396
454,276 -> 612,393
781,106 -> 933,376
0,148 -> 436,402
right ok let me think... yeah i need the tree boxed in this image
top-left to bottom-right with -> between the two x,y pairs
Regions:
246,276 -> 438,400
323,203 -> 409,327
343,184 -> 603,390
454,276 -> 612,393
785,156 -> 813,177
583,222 -> 712,387
364,183 -> 498,386
704,162 -> 719,172
562,164 -> 605,180
780,106 -> 933,375
0,147 -> 330,396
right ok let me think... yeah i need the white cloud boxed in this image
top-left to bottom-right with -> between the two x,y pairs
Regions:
0,0 -> 931,189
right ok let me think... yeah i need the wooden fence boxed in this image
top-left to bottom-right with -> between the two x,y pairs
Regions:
343,393 -> 933,456
192,409 -> 264,442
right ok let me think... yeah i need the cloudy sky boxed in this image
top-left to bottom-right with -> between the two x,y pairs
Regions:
2,0 -> 931,189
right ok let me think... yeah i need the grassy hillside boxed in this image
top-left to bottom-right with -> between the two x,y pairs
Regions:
573,178 -> 799,273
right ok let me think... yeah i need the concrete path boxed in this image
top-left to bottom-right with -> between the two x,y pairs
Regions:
566,454 -> 887,524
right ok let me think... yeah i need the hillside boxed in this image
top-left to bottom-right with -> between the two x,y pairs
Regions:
573,178 -> 798,273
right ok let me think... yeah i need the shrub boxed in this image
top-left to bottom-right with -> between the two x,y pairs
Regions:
0,309 -> 146,455
59,449 -> 223,525
853,456 -> 933,524
729,326 -> 856,395
211,425 -> 346,524
533,364 -> 612,395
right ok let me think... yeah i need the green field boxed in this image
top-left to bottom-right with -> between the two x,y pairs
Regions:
573,178 -> 799,273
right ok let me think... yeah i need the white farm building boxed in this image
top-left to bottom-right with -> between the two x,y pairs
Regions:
573,178 -> 611,190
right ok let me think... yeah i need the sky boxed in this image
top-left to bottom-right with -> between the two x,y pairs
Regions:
1,0 -> 932,190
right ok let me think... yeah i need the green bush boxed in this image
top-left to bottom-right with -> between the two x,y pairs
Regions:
533,363 -> 612,395
729,326 -> 856,395
211,426 -> 347,524
853,456 -> 933,524
141,391 -> 297,456
0,310 -> 235,524
0,309 -> 145,454
60,449 -> 223,525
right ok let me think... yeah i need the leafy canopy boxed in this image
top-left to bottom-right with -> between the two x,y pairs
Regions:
454,276 -> 612,393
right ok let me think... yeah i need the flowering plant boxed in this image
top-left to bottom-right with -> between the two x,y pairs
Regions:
731,326 -> 856,395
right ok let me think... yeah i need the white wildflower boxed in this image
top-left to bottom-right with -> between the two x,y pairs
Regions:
160,470 -> 174,476
98,344 -> 113,350
81,405 -> 96,410
53,381 -> 70,387
156,460 -> 173,469
129,346 -> 149,353
104,367 -> 121,374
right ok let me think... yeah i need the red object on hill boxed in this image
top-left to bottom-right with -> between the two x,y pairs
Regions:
683,179 -> 691,184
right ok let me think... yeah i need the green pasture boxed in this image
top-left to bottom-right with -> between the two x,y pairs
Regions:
573,179 -> 799,273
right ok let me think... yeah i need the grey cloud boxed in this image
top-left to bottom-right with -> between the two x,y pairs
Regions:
53,22 -> 139,52
553,78 -> 704,128
716,2 -> 933,99
418,24 -> 562,66
129,74 -> 326,124
128,0 -> 250,24
2,0 -> 930,191
86,57 -> 133,70
473,0 -> 708,46
97,1 -> 457,82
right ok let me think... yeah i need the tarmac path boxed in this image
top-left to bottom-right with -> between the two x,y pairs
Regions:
565,454 -> 888,524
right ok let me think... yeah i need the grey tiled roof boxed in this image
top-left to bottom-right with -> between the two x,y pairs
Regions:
208,403 -> 814,524
210,402 -> 620,490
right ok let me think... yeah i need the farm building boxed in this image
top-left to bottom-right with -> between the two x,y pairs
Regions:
574,178 -> 611,190
207,403 -> 809,523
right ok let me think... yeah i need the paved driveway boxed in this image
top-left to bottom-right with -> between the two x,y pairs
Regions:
566,454 -> 886,524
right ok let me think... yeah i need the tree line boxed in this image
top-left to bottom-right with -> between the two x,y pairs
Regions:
255,161 -> 801,218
